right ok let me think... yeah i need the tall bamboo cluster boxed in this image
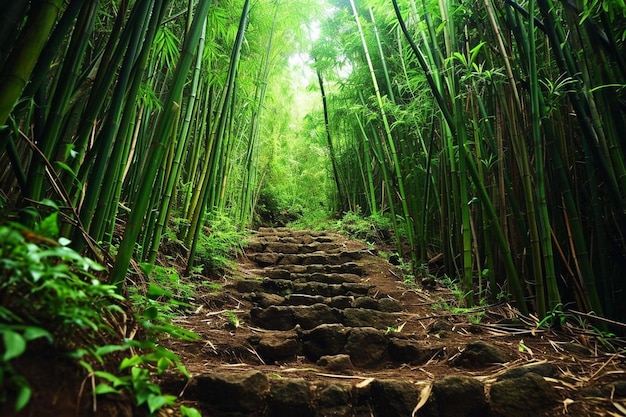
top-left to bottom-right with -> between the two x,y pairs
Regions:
317,0 -> 626,319
0,1 -> 315,287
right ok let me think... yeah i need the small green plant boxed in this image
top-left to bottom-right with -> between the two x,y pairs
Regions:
79,284 -> 200,416
0,217 -> 123,412
79,338 -> 195,416
223,310 -> 241,328
195,213 -> 246,275
385,322 -> 406,335
536,304 -> 567,329
333,209 -> 393,243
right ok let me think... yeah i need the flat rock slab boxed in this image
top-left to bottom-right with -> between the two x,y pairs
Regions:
250,304 -> 344,330
341,308 -> 397,329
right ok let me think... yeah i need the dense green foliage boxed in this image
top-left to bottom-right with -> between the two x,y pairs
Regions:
311,0 -> 626,320
0,218 -> 201,415
1,0 -> 626,412
1,0 -> 626,402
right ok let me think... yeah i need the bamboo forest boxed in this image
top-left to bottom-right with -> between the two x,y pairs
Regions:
1,0 -> 626,416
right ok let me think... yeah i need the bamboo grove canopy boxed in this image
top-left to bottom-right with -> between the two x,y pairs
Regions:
1,0 -> 626,323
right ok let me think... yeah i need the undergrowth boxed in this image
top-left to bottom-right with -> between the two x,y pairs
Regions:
0,213 -> 202,416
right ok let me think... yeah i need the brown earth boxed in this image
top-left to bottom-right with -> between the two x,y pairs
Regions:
158,228 -> 626,417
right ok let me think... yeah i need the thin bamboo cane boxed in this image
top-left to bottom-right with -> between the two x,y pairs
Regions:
111,0 -> 212,288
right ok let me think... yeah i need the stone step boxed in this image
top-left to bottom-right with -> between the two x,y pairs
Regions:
251,270 -> 361,284
243,323 -> 444,367
179,370 -> 516,417
247,240 -> 346,254
249,304 -> 399,331
249,251 -> 365,267
229,278 -> 373,298
248,262 -> 365,277
247,291 -> 401,311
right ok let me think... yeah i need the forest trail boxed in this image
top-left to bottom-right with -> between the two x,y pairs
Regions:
161,228 -> 625,417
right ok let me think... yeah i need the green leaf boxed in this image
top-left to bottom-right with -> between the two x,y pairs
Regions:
94,383 -> 121,395
14,384 -> 32,411
94,371 -> 126,387
38,199 -> 58,210
22,326 -> 53,343
35,212 -> 59,239
120,355 -> 143,370
142,305 -> 159,320
177,362 -> 191,379
3,330 -> 26,361
180,405 -> 202,417
157,356 -> 172,374
147,393 -> 175,413
147,283 -> 172,299
95,344 -> 130,358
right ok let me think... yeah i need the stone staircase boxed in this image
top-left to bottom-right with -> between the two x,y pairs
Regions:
162,227 -> 618,417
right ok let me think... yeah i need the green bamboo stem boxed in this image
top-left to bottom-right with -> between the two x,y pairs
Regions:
76,0 -> 156,243
186,0 -> 250,274
350,0 -> 416,262
392,0 -> 528,313
111,0 -> 213,288
0,0 -> 64,127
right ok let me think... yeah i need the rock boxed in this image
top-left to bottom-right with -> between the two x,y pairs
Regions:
284,294 -> 326,306
255,334 -> 302,363
497,362 -> 557,381
316,242 -> 343,252
344,327 -> 387,367
342,308 -> 397,329
333,262 -> 364,275
452,340 -> 509,368
428,320 -> 453,333
339,282 -> 371,295
302,324 -> 350,361
186,371 -> 269,416
432,375 -> 489,417
268,378 -> 314,417
328,295 -> 353,309
294,282 -> 333,297
232,279 -> 264,293
315,383 -> 352,408
387,338 -> 444,365
252,252 -> 280,266
378,298 -> 402,312
490,372 -> 558,417
246,241 -> 266,252
368,379 -> 420,417
266,242 -> 301,254
353,296 -> 379,310
264,269 -> 292,279
279,254 -> 303,265
252,292 -> 285,308
302,254 -> 330,265
292,304 -> 343,329
262,278 -> 294,294
317,354 -> 354,373
250,306 -> 295,330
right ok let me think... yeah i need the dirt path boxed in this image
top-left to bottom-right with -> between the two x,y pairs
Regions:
161,228 -> 626,416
